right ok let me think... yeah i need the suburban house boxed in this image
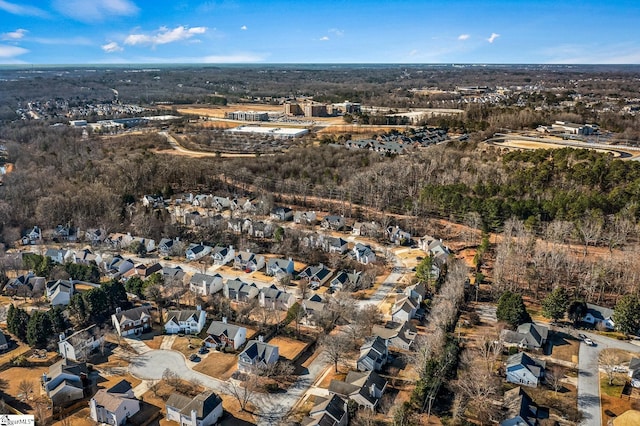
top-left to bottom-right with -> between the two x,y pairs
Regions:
404,282 -> 428,304
501,386 -> 540,426
204,319 -> 247,350
294,211 -> 317,225
122,263 -> 163,281
330,270 -> 362,291
46,279 -> 75,306
111,306 -> 152,337
163,266 -> 187,284
89,380 -> 140,426
299,264 -> 333,289
323,237 -> 349,254
302,295 -> 327,325
357,336 -> 389,372
85,228 -> 107,245
629,358 -> 640,388
142,194 -> 164,208
582,303 -> 615,330
189,273 -> 224,296
328,370 -> 388,411
266,258 -> 295,277
158,238 -> 180,256
104,255 -> 135,278
259,285 -> 296,311
352,243 -> 376,264
212,245 -> 235,266
420,236 -> 451,265
234,251 -> 266,272
0,331 -> 9,351
232,197 -> 258,213
45,248 -> 73,264
164,307 -> 207,334
501,323 -> 549,351
43,358 -> 88,408
238,338 -> 280,372
212,196 -> 232,211
166,390 -> 224,426
248,220 -> 273,238
372,321 -> 417,351
270,206 -> 294,221
224,279 -> 260,302
387,226 -> 411,245
186,243 -> 213,261
352,221 -> 382,238
23,225 -> 42,244
321,215 -> 346,231
506,352 -> 546,388
58,324 -> 104,361
52,225 -> 77,242
227,218 -> 244,233
301,394 -> 348,426
5,272 -> 46,295
391,295 -> 419,323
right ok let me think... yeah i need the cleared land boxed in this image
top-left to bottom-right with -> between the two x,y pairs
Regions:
267,336 -> 310,361
192,350 -> 238,380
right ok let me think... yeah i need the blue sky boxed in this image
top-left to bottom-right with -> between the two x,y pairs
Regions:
0,0 -> 639,64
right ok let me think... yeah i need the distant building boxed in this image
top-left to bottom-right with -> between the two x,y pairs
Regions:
225,111 -> 269,121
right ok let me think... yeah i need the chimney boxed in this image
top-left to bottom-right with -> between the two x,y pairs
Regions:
222,316 -> 227,324
258,335 -> 264,343
369,384 -> 376,397
196,305 -> 202,311
59,333 -> 65,342
116,307 -> 122,314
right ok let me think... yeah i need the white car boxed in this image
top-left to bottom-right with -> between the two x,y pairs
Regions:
584,338 -> 596,346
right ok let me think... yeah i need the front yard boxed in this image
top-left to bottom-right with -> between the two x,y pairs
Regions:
192,350 -> 238,380
267,336 -> 310,362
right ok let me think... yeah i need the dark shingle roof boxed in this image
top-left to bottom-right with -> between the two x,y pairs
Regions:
166,391 -> 222,419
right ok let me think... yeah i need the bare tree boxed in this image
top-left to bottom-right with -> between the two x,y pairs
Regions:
321,332 -> 352,372
546,364 -> 566,394
34,400 -> 49,426
456,351 -> 501,425
162,368 -> 180,387
476,330 -> 503,373
599,350 -> 621,386
224,377 -> 258,412
575,209 -> 604,257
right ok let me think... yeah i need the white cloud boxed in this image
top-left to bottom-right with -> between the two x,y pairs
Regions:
409,49 -> 418,56
328,28 -> 344,37
124,26 -> 208,46
0,0 -> 48,17
52,0 -> 139,22
30,36 -> 93,45
458,34 -> 470,41
1,28 -> 28,40
102,41 -> 123,53
319,36 -> 329,41
487,33 -> 500,43
0,44 -> 28,58
240,25 -> 247,30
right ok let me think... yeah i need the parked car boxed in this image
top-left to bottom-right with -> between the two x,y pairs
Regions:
189,353 -> 200,362
198,346 -> 208,355
578,333 -> 587,340
584,338 -> 596,346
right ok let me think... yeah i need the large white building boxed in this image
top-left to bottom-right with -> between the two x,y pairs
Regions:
225,125 -> 309,139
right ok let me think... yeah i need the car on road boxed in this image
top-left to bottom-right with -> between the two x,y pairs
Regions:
578,333 -> 587,340
584,338 -> 596,346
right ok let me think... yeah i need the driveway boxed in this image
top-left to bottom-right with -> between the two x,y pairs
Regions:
577,331 -> 640,426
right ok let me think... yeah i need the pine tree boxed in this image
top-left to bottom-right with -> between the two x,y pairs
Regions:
26,310 -> 52,348
496,291 -> 531,328
613,294 -> 640,336
542,287 -> 569,322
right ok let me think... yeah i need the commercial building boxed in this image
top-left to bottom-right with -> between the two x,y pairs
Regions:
226,125 -> 309,139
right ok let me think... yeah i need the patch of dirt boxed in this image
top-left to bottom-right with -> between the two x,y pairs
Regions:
267,336 -> 310,361
192,350 -> 238,380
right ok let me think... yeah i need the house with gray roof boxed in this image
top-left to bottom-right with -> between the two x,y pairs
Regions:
629,357 -> 640,388
270,206 -> 294,221
211,245 -> 235,266
387,226 -> 411,245
266,258 -> 295,277
204,318 -> 247,350
501,386 -> 540,426
45,248 -> 73,264
189,273 -> 223,296
89,380 -> 140,426
164,307 -> 207,334
323,237 -> 349,254
357,336 -> 389,372
224,279 -> 259,302
233,251 -> 265,272
501,323 -> 549,351
238,339 -> 279,372
301,394 -> 348,426
321,215 -> 346,231
299,264 -> 333,289
186,243 -> 213,261
46,279 -> 75,306
166,390 -> 223,426
294,211 -> 317,225
111,306 -> 152,337
506,352 -> 546,388
58,324 -> 104,361
259,285 -> 296,311
328,370 -> 388,411
372,321 -> 417,351
43,358 -> 88,408
352,243 -> 376,265
330,270 -> 362,291
582,303 -> 615,330
0,331 -> 9,352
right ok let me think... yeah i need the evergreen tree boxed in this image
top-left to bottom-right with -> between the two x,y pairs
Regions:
48,306 -> 67,334
496,291 -> 531,328
8,305 -> 30,342
613,294 -> 640,336
26,310 -> 52,348
567,300 -> 588,325
125,276 -> 145,299
69,293 -> 88,325
542,287 -> 569,322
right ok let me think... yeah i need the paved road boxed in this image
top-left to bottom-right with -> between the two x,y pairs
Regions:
577,331 -> 640,426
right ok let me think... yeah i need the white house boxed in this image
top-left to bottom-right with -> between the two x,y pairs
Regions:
45,248 -> 73,264
328,370 -> 387,411
58,325 -> 104,361
506,352 -> 546,388
211,245 -> 235,266
166,391 -> 223,426
204,318 -> 247,350
224,279 -> 260,302
294,211 -> 317,225
238,338 -> 279,372
43,359 -> 88,408
89,380 -> 140,426
111,306 -> 152,337
582,303 -> 615,330
259,285 -> 296,311
46,279 -> 75,306
391,296 -> 418,323
233,251 -> 265,272
164,307 -> 207,334
266,258 -> 295,277
352,243 -> 376,264
387,226 -> 411,245
189,273 -> 224,296
186,243 -> 213,261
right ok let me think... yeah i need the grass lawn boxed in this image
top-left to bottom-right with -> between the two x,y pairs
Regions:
267,336 -> 309,361
171,335 -> 204,357
547,331 -> 580,363
192,350 -> 238,380
600,372 -> 635,424
2,366 -> 49,403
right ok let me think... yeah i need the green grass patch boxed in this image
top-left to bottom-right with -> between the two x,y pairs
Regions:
601,377 -> 625,397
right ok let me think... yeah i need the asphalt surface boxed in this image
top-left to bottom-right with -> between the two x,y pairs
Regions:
577,331 -> 640,426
